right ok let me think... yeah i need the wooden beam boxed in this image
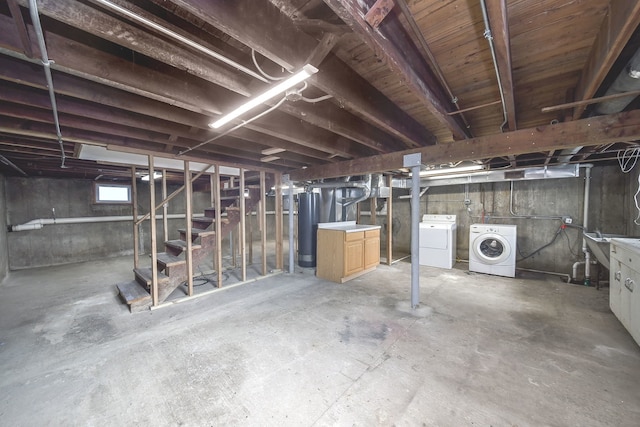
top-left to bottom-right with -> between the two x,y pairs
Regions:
260,171 -> 267,276
484,0 -> 516,131
161,169 -> 168,243
364,0 -> 395,29
292,18 -> 350,35
240,168 -> 247,282
131,167 -> 139,269
305,33 -> 340,67
7,0 -> 32,57
324,0 -> 470,141
184,161 -> 194,296
162,0 -> 435,148
0,13 -> 224,115
386,174 -> 392,266
148,155 -> 159,306
214,165 -> 223,288
572,0 -> 640,119
370,196 -> 377,225
289,110 -> 640,180
275,173 -> 284,270
17,0 -> 251,96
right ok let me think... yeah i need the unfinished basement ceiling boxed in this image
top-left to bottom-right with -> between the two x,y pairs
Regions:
0,0 -> 639,182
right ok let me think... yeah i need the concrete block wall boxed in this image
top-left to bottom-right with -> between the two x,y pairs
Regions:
366,164 -> 627,278
625,167 -> 640,235
5,177 -> 210,269
0,174 -> 8,283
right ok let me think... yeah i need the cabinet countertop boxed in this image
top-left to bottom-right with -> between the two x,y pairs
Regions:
318,221 -> 381,233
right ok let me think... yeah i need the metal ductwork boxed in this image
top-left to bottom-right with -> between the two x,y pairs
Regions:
558,47 -> 640,164
595,47 -> 640,115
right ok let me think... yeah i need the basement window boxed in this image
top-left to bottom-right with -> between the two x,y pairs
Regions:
94,183 -> 131,204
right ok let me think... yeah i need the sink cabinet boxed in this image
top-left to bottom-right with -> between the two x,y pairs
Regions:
610,238 -> 640,347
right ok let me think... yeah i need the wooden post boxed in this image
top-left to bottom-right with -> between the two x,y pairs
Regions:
148,155 -> 159,306
371,196 -> 377,225
356,203 -> 361,224
239,168 -> 247,281
184,161 -> 194,296
161,169 -> 168,243
214,165 -> 223,288
248,202 -> 253,265
260,171 -> 267,275
210,173 -> 216,272
230,176 -> 237,268
131,167 -> 139,269
386,174 -> 393,265
275,173 -> 284,270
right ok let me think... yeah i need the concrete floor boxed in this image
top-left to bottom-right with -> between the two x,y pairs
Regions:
1,256 -> 639,426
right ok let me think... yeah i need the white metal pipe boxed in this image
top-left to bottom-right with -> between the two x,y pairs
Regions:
89,0 -> 270,83
28,0 -> 66,168
582,165 -> 593,284
479,0 -> 508,131
10,213 -> 203,231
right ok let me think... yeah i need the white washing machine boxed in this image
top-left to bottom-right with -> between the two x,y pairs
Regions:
469,224 -> 517,277
419,214 -> 457,269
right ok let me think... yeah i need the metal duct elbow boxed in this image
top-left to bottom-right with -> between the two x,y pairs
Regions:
595,47 -> 640,115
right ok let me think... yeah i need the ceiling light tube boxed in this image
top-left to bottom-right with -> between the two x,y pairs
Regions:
209,64 -> 318,129
260,155 -> 280,162
419,164 -> 484,177
261,147 -> 286,155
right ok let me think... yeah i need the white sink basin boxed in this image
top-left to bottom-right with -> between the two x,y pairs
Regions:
584,232 -> 627,271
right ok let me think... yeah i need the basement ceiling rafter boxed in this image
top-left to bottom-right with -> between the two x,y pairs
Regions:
0,0 -> 637,181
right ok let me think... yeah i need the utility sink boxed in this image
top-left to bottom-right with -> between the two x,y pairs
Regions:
583,232 -> 627,271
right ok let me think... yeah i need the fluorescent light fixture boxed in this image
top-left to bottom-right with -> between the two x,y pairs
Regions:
261,147 -> 286,155
419,164 -> 484,177
141,171 -> 162,181
209,64 -> 319,129
261,155 -> 280,162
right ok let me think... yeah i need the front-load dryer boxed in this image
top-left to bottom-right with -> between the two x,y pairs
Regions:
469,224 -> 517,277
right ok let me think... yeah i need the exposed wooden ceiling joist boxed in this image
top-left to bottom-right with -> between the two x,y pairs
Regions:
324,0 -> 471,141
290,110 -> 640,181
572,0 -> 640,119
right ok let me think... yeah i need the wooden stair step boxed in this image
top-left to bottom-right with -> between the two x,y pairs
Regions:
117,281 -> 151,304
134,267 -> 170,286
192,217 -> 214,225
178,228 -> 216,238
165,239 -> 202,251
157,252 -> 184,268
116,281 -> 151,313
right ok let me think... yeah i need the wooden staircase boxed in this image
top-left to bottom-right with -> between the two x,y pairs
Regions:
117,183 -> 266,312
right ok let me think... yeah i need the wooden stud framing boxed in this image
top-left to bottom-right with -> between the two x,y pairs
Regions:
386,174 -> 393,266
260,171 -> 267,276
148,155 -> 159,306
214,164 -> 223,288
131,166 -> 139,269
275,173 -> 284,270
161,169 -> 168,243
248,204 -> 253,265
184,161 -> 194,296
370,196 -> 377,225
210,173 -> 217,273
239,168 -> 247,282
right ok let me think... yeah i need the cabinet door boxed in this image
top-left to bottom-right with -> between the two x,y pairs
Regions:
344,240 -> 364,277
610,258 -> 623,320
364,236 -> 380,269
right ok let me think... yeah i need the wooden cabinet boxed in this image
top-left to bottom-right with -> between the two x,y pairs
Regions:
610,238 -> 640,347
316,225 -> 380,283
364,229 -> 380,270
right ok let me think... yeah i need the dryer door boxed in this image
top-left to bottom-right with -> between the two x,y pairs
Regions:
472,233 -> 512,265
